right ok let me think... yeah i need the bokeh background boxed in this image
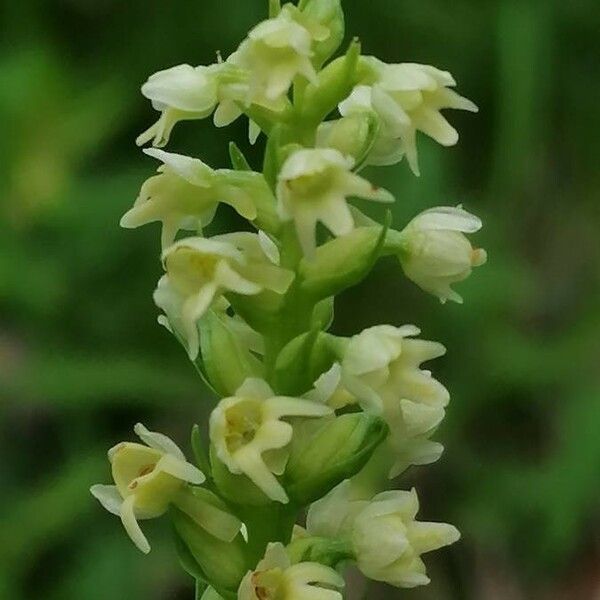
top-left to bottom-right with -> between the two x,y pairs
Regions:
1,0 -> 599,598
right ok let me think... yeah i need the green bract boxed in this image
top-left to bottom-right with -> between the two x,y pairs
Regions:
91,1 -> 485,598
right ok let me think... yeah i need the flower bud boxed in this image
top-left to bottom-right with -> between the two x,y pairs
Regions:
351,488 -> 460,588
210,378 -> 332,504
91,423 -> 242,554
284,412 -> 387,504
398,206 -> 487,304
316,113 -> 378,167
277,148 -> 393,257
238,542 -> 344,600
300,0 -> 345,66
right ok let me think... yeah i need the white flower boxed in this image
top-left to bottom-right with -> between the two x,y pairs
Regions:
238,542 -> 344,600
209,378 -> 332,503
306,480 -> 367,539
339,60 -> 478,175
121,148 -> 262,249
136,63 -> 248,147
352,488 -> 460,588
277,148 -> 394,256
399,206 -> 487,304
90,423 -> 241,553
228,5 -> 326,112
340,325 -> 449,477
155,233 -> 294,360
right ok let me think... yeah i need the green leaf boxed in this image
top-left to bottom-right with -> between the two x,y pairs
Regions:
273,329 -> 320,395
191,425 -> 212,477
228,142 -> 252,171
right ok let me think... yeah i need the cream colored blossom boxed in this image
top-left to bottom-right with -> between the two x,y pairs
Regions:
120,148 -> 262,249
238,542 -> 344,600
228,5 -> 327,112
277,148 -> 394,256
210,378 -> 332,503
306,480 -> 367,539
340,325 -> 449,477
352,488 -> 460,588
136,63 -> 248,147
339,60 -> 478,175
90,423 -> 240,553
155,233 -> 294,360
398,206 -> 487,304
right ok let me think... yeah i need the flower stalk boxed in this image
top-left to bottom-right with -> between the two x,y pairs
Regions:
91,1 -> 486,598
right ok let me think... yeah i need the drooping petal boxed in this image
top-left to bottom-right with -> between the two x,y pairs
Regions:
120,495 -> 151,554
90,484 -> 123,516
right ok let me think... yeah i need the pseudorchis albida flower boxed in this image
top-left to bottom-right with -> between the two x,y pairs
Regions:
307,482 -> 459,589
90,424 -> 240,554
154,232 -> 294,360
238,542 -> 344,600
120,148 -> 261,249
210,378 -> 331,504
398,205 -> 487,304
277,148 -> 394,256
340,59 -> 478,175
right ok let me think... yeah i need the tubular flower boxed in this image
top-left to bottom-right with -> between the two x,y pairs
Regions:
339,60 -> 478,174
340,325 -> 449,476
136,62 -> 248,147
238,542 -> 344,600
210,378 -> 332,503
90,424 -> 241,554
155,234 -> 294,360
120,148 -> 263,249
398,206 -> 487,304
352,488 -> 460,588
277,148 -> 394,256
228,5 -> 327,112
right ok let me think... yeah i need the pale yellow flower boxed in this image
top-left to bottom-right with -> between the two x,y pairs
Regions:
155,233 -> 294,360
399,206 -> 487,304
277,148 -> 394,256
90,423 -> 240,553
210,378 -> 331,503
340,60 -> 478,175
228,5 -> 326,112
352,488 -> 460,588
121,148 -> 261,249
340,325 -> 449,476
238,542 -> 344,600
136,63 -> 248,147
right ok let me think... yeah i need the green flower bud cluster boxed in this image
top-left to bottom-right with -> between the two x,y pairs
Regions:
91,1 -> 486,598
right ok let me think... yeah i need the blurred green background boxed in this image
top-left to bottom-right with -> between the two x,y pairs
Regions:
1,0 -> 599,598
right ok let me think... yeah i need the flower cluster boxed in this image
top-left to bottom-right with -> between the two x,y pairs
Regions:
91,1 -> 486,598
